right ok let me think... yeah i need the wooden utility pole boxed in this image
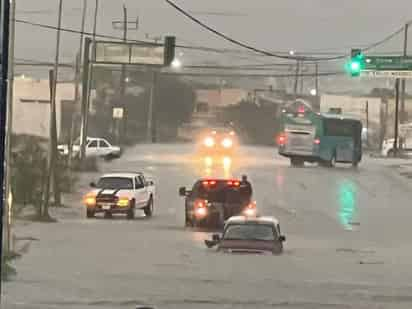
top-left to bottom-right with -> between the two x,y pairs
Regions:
42,0 -> 63,216
400,22 -> 409,123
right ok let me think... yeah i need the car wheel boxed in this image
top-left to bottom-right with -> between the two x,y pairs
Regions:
185,211 -> 193,227
86,209 -> 95,218
103,154 -> 114,161
328,152 -> 336,168
144,196 -> 154,217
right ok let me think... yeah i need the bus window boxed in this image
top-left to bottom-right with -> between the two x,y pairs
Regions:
323,119 -> 356,137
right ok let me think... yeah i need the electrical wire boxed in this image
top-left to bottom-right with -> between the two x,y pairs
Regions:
163,0 -> 345,61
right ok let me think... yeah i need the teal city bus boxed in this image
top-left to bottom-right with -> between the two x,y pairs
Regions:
278,108 -> 362,167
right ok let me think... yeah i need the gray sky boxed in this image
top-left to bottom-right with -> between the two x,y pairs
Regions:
13,0 -> 412,92
14,0 -> 412,62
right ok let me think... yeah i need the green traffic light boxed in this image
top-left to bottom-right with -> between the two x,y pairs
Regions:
346,53 -> 364,77
350,61 -> 360,72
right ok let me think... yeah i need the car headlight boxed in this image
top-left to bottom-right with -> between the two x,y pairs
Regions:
83,194 -> 96,207
221,138 -> 233,148
204,137 -> 215,147
117,197 -> 130,207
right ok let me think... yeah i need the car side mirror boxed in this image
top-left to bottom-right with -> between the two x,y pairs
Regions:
279,235 -> 286,242
179,187 -> 187,196
90,182 -> 96,188
204,239 -> 218,248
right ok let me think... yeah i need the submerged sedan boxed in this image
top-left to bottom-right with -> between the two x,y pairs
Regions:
205,216 -> 286,255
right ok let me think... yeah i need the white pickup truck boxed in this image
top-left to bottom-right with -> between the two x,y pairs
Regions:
83,172 -> 155,219
58,137 -> 122,160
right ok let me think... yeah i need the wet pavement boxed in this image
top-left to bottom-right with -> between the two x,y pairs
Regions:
4,144 -> 412,309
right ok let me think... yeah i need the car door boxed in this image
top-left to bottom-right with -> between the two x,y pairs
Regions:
139,175 -> 150,204
134,176 -> 147,207
98,139 -> 112,156
86,139 -> 98,157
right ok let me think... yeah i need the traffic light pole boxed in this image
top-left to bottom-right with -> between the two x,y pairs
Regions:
400,23 -> 409,123
0,0 -> 11,296
394,79 -> 400,156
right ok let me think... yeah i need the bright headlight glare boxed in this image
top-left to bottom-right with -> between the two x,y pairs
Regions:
222,138 -> 233,148
204,137 -> 215,147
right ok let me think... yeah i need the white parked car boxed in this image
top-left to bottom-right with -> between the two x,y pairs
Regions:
83,172 -> 155,219
381,137 -> 412,157
58,137 -> 122,160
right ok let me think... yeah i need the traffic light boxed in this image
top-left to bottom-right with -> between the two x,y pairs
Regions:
346,49 -> 364,77
164,36 -> 176,66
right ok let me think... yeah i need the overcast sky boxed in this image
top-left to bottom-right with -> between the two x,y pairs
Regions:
14,0 -> 412,62
12,0 -> 412,92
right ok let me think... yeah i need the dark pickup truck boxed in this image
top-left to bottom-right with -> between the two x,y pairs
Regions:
179,178 -> 256,228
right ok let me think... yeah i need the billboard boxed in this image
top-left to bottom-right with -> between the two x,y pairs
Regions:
94,41 -> 165,65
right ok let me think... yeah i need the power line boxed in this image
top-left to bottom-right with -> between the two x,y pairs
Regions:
163,0 -> 345,61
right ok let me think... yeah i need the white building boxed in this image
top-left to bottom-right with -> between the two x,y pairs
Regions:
12,77 -> 75,139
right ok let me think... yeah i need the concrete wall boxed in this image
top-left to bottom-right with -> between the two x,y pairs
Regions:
12,77 -> 75,139
320,94 -> 382,125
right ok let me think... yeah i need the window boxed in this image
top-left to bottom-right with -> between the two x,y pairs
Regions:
323,119 -> 357,137
96,177 -> 133,190
88,140 -> 98,148
223,224 -> 276,241
99,140 -> 109,148
135,177 -> 144,189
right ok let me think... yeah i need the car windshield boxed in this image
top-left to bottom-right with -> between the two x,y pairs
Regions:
224,224 -> 276,241
96,177 -> 133,190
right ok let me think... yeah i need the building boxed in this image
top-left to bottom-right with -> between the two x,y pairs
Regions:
178,88 -> 248,140
12,77 -> 75,140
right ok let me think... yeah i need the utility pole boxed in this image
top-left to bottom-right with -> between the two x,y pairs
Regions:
80,0 -> 98,160
315,62 -> 319,96
400,22 -> 409,123
69,0 -> 87,172
293,60 -> 300,96
119,4 -> 127,98
147,70 -> 157,142
80,37 -> 92,160
365,100 -> 369,148
394,79 -> 400,156
0,0 -> 11,294
42,0 -> 63,217
4,0 -> 15,253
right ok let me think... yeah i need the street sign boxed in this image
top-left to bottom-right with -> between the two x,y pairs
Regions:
95,41 -> 165,65
361,70 -> 412,79
113,107 -> 124,119
364,56 -> 412,71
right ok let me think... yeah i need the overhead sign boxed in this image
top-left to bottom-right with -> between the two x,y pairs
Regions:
364,56 -> 412,71
112,107 -> 124,119
94,41 -> 165,65
361,70 -> 412,79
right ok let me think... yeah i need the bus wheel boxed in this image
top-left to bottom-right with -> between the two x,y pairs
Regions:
328,154 -> 336,168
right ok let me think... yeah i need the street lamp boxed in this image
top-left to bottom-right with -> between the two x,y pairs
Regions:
310,88 -> 317,96
171,58 -> 182,69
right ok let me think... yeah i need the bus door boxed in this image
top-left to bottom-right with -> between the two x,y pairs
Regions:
284,124 -> 316,155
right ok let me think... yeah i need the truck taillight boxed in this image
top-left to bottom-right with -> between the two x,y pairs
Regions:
277,134 -> 286,145
314,138 -> 320,145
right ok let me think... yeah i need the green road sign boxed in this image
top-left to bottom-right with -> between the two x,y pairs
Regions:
364,56 -> 412,71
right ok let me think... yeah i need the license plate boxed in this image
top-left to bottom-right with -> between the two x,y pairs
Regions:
102,204 -> 111,210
